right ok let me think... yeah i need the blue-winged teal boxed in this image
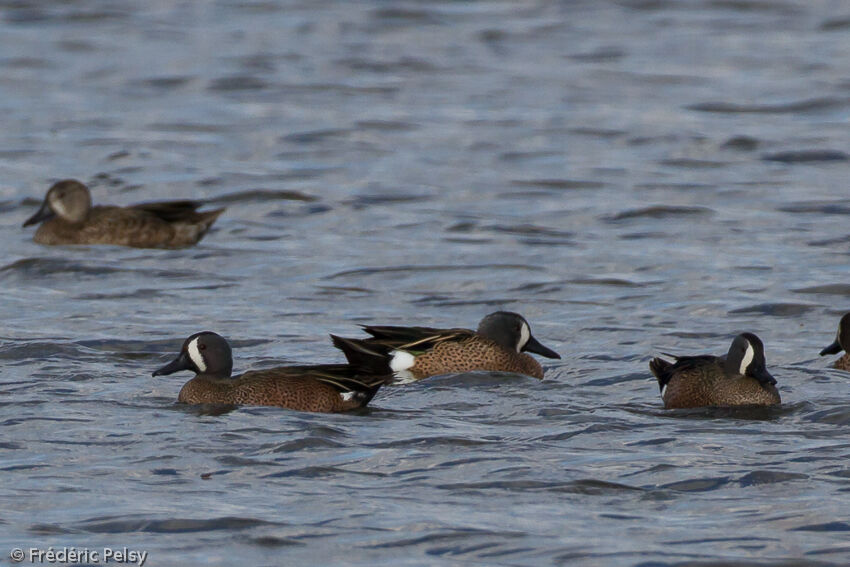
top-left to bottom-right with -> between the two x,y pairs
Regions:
649,332 -> 780,408
152,332 -> 390,412
334,311 -> 560,381
24,179 -> 224,248
819,312 -> 850,371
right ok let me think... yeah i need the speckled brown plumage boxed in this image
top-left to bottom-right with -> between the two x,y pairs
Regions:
177,367 -> 385,412
832,353 -> 850,371
407,337 -> 544,379
652,357 -> 780,408
346,312 -> 561,381
24,179 -> 224,248
33,204 -> 224,248
153,332 -> 391,413
649,333 -> 781,410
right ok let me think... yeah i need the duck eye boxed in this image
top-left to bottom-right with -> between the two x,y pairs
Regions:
199,343 -> 206,351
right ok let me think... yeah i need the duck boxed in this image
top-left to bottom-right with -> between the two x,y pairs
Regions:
23,179 -> 224,248
333,311 -> 560,381
152,332 -> 390,412
649,332 -> 780,408
819,312 -> 850,371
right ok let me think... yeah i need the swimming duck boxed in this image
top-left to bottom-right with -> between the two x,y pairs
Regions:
649,332 -> 780,408
152,332 -> 390,412
819,312 -> 850,371
24,179 -> 224,248
334,311 -> 560,381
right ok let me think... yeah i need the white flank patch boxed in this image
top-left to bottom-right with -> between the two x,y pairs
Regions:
389,350 -> 416,372
340,391 -> 356,402
517,322 -> 531,352
738,343 -> 755,376
389,350 -> 417,383
661,384 -> 667,399
187,337 -> 207,372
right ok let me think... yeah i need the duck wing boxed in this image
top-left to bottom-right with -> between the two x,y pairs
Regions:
650,354 -> 720,392
360,325 -> 475,352
130,200 -> 203,222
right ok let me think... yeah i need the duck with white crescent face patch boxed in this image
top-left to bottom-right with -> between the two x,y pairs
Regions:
331,311 -> 561,382
152,331 -> 391,413
649,332 -> 780,409
819,312 -> 850,371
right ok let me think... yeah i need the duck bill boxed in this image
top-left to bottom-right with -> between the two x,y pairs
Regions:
751,365 -> 776,387
523,335 -> 561,359
819,339 -> 842,356
23,199 -> 55,227
152,352 -> 191,376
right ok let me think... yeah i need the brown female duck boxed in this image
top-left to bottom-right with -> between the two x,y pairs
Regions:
24,179 -> 224,248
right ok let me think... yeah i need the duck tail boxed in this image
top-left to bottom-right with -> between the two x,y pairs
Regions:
348,378 -> 385,406
330,335 -> 393,376
198,207 -> 226,230
649,356 -> 673,392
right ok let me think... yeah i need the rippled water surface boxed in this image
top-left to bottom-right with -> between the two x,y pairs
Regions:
2,1 -> 850,565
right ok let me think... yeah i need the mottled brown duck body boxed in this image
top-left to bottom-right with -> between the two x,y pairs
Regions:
334,311 -> 560,381
153,332 -> 390,413
24,179 -> 223,248
650,332 -> 780,408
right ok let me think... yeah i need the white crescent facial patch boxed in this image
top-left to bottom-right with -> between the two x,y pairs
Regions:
187,337 -> 207,372
739,343 -> 754,376
50,195 -> 68,219
517,322 -> 530,352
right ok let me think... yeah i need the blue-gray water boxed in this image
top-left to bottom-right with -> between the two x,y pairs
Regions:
2,1 -> 850,565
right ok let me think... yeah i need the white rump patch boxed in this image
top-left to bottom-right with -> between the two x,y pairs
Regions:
517,322 -> 530,352
389,350 -> 415,372
661,384 -> 667,399
340,391 -> 356,402
389,350 -> 417,383
187,337 -> 207,372
738,343 -> 754,376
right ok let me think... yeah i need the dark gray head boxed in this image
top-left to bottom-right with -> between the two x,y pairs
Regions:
724,332 -> 775,386
23,179 -> 92,227
819,312 -> 850,356
476,311 -> 561,359
152,331 -> 233,378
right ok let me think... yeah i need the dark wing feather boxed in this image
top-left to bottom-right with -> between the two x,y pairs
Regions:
264,364 -> 393,405
650,354 -> 719,392
130,200 -> 202,222
330,335 -> 393,374
665,354 -> 720,373
360,325 -> 474,352
302,363 -> 391,406
361,325 -> 445,341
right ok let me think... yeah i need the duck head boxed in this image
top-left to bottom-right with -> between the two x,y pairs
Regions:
153,331 -> 233,378
477,311 -> 561,359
